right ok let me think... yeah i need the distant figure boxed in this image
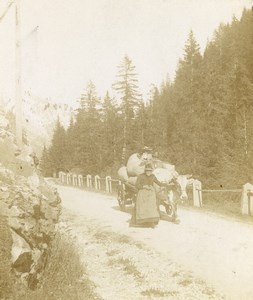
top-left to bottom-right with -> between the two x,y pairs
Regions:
131,163 -> 166,228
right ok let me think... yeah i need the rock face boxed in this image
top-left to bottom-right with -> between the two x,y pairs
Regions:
0,167 -> 61,289
0,110 -> 61,289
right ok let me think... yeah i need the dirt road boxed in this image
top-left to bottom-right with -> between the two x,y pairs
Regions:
55,185 -> 253,300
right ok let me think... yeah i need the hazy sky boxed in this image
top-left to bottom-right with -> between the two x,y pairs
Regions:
0,0 -> 252,104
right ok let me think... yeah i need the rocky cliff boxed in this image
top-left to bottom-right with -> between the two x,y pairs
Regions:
0,109 -> 61,289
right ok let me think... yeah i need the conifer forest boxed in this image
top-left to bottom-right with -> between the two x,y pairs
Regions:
41,9 -> 253,189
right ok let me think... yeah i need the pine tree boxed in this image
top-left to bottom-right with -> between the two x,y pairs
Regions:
63,116 -> 78,171
201,9 -> 253,186
113,55 -> 142,163
79,81 -> 100,114
100,91 -> 122,170
47,119 -> 66,175
172,30 -> 204,174
40,146 -> 53,176
229,62 -> 253,184
133,101 -> 149,150
74,81 -> 103,174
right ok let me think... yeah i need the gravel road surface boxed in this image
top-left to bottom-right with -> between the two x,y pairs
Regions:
55,185 -> 253,300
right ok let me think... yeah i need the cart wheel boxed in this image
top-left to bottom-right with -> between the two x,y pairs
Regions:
117,184 -> 126,211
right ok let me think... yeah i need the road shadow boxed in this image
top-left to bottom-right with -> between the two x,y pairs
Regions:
111,204 -> 179,224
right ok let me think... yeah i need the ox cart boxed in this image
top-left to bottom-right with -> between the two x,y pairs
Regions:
117,180 -> 178,222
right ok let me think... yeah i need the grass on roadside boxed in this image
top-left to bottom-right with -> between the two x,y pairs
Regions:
140,288 -> 178,298
108,257 -> 143,280
94,229 -> 144,249
181,190 -> 253,222
0,215 -> 15,300
14,233 -> 101,300
202,191 -> 241,215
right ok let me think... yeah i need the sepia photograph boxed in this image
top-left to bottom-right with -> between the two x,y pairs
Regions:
0,0 -> 253,299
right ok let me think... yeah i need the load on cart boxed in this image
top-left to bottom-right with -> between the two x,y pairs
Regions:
117,147 -> 193,223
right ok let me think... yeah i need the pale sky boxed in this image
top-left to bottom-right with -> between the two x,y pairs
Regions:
0,0 -> 252,105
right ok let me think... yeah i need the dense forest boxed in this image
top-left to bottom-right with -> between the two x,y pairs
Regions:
41,9 -> 253,188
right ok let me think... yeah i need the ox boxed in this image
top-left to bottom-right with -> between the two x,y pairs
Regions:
153,167 -> 194,201
153,167 -> 194,221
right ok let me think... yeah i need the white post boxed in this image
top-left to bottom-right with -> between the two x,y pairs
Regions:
78,175 -> 83,187
59,171 -> 65,183
241,183 -> 253,216
87,175 -> 92,188
106,176 -> 112,193
72,174 -> 77,186
192,179 -> 202,207
67,173 -> 71,185
63,173 -> 67,184
95,175 -> 101,190
58,171 -> 62,182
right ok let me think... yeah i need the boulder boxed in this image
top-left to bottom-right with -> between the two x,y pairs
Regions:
11,229 -> 32,273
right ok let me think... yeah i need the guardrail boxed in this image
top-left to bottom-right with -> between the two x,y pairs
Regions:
195,184 -> 253,216
58,172 -> 120,194
58,172 -> 253,216
58,171 -> 203,208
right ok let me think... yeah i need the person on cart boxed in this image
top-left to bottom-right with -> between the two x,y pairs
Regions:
130,163 -> 167,228
136,146 -> 153,166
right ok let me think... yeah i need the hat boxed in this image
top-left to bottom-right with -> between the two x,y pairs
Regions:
145,163 -> 153,171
